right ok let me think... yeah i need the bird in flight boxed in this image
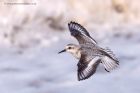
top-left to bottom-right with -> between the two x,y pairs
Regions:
58,21 -> 119,81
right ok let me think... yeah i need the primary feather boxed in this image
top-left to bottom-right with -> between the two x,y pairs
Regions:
68,21 -> 97,45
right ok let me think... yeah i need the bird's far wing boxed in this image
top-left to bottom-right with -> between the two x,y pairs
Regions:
68,21 -> 97,45
77,54 -> 100,81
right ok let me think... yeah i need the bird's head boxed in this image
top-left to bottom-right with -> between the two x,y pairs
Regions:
58,44 -> 80,54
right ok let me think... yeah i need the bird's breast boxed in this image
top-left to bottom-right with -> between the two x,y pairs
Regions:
71,50 -> 81,59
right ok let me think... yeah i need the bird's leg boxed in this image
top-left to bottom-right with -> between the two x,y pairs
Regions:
105,68 -> 110,72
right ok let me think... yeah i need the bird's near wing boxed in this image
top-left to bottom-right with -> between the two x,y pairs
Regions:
68,21 -> 97,45
99,48 -> 119,72
77,54 -> 100,81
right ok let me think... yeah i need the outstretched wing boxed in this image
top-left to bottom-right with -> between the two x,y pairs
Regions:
77,54 -> 100,81
68,21 -> 97,45
99,48 -> 119,72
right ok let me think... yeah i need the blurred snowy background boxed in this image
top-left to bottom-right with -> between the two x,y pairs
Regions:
0,0 -> 140,93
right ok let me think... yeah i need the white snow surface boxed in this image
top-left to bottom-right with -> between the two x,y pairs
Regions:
0,0 -> 140,93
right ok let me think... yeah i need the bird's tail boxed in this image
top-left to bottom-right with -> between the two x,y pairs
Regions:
100,48 -> 119,72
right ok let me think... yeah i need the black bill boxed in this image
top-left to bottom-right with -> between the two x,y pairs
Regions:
58,49 -> 66,54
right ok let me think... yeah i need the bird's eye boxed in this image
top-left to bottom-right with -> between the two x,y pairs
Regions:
68,47 -> 72,49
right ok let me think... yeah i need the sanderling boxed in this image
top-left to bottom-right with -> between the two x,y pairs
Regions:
59,21 -> 119,81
